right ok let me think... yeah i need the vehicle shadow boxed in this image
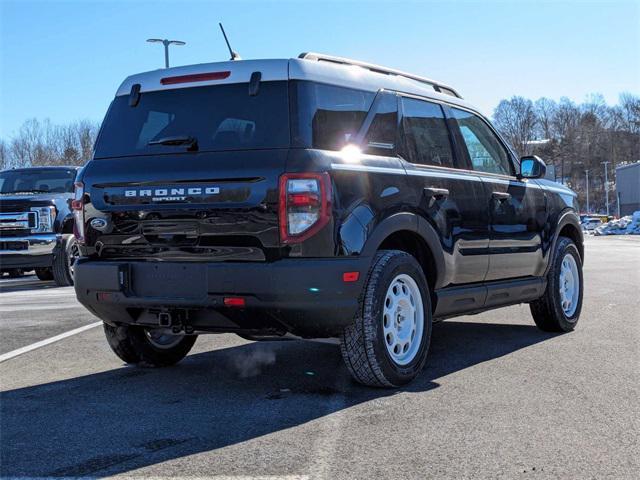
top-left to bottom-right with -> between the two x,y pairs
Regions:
0,320 -> 558,478
0,275 -> 58,293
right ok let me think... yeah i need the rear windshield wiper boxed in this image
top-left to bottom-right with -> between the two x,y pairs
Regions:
148,135 -> 198,151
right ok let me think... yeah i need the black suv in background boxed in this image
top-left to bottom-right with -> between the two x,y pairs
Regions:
0,166 -> 80,285
73,54 -> 584,387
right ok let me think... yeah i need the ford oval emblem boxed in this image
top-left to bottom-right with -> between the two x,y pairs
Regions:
90,218 -> 108,230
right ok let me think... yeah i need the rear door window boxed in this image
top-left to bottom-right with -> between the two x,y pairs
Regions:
399,97 -> 454,168
362,93 -> 398,156
291,81 -> 375,150
450,108 -> 513,176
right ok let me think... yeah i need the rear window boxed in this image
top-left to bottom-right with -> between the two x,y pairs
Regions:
94,81 -> 290,158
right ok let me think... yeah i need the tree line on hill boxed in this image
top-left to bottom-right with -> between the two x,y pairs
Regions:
494,93 -> 639,213
1,92 -> 638,214
0,119 -> 99,170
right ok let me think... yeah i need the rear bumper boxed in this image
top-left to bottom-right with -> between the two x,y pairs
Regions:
0,234 -> 58,269
74,257 -> 371,337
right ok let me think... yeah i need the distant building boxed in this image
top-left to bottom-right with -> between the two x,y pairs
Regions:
616,162 -> 640,216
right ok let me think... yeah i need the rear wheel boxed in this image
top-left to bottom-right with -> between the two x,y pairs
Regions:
35,268 -> 54,281
52,235 -> 79,286
530,236 -> 583,332
340,250 -> 432,388
103,323 -> 197,367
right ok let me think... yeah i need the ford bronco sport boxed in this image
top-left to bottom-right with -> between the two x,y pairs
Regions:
74,53 -> 584,387
1,166 -> 80,285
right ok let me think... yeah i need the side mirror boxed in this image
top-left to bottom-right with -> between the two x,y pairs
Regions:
519,155 -> 546,179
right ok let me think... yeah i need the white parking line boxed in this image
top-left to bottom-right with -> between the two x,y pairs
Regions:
0,321 -> 102,363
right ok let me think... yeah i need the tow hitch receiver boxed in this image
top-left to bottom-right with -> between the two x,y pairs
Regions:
158,312 -> 172,327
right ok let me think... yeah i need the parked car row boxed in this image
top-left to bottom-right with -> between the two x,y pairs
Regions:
581,217 -> 603,231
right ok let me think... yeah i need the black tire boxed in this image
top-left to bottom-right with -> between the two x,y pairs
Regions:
103,322 -> 197,367
6,269 -> 24,278
52,235 -> 79,286
35,268 -> 54,281
530,237 -> 583,332
340,250 -> 432,388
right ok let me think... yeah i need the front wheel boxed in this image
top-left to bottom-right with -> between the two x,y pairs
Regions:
340,250 -> 432,388
530,236 -> 583,332
103,323 -> 197,367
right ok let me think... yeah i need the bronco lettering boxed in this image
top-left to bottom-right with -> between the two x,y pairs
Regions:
124,187 -> 220,197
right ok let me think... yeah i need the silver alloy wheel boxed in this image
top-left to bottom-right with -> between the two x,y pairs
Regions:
382,274 -> 424,366
144,329 -> 184,349
559,252 -> 580,317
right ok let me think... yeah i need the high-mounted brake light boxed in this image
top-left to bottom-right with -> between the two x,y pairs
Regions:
72,181 -> 85,242
279,173 -> 332,244
160,71 -> 231,85
224,297 -> 246,308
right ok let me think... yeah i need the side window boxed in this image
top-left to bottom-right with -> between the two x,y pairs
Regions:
450,108 -> 512,176
291,81 -> 375,151
399,97 -> 454,168
363,94 -> 398,156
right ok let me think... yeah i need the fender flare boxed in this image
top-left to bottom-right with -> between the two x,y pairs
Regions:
544,209 -> 584,276
361,212 -> 446,289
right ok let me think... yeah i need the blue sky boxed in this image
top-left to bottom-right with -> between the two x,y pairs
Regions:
1,0 -> 638,138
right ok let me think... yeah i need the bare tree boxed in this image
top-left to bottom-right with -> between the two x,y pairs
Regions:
534,98 -> 557,140
0,140 -> 8,170
1,118 -> 99,170
615,92 -> 640,134
493,96 -> 537,156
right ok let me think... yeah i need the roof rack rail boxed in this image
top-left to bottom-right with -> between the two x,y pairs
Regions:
298,52 -> 462,99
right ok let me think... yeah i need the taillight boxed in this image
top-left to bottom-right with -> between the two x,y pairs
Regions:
279,173 -> 331,244
72,181 -> 85,242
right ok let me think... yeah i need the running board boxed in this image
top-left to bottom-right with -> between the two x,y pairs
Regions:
434,277 -> 546,320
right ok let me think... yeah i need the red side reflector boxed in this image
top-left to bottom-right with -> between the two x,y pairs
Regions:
342,272 -> 360,283
97,292 -> 113,302
224,297 -> 246,307
160,71 -> 231,85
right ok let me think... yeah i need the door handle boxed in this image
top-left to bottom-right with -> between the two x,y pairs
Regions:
492,191 -> 511,202
424,187 -> 449,200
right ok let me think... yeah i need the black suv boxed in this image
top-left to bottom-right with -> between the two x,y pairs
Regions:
0,166 -> 80,285
74,54 -> 584,387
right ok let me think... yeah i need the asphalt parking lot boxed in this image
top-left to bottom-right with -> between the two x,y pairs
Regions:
1,235 -> 638,479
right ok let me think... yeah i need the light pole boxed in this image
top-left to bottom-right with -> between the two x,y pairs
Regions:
146,38 -> 186,68
602,161 -> 610,216
584,169 -> 590,213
